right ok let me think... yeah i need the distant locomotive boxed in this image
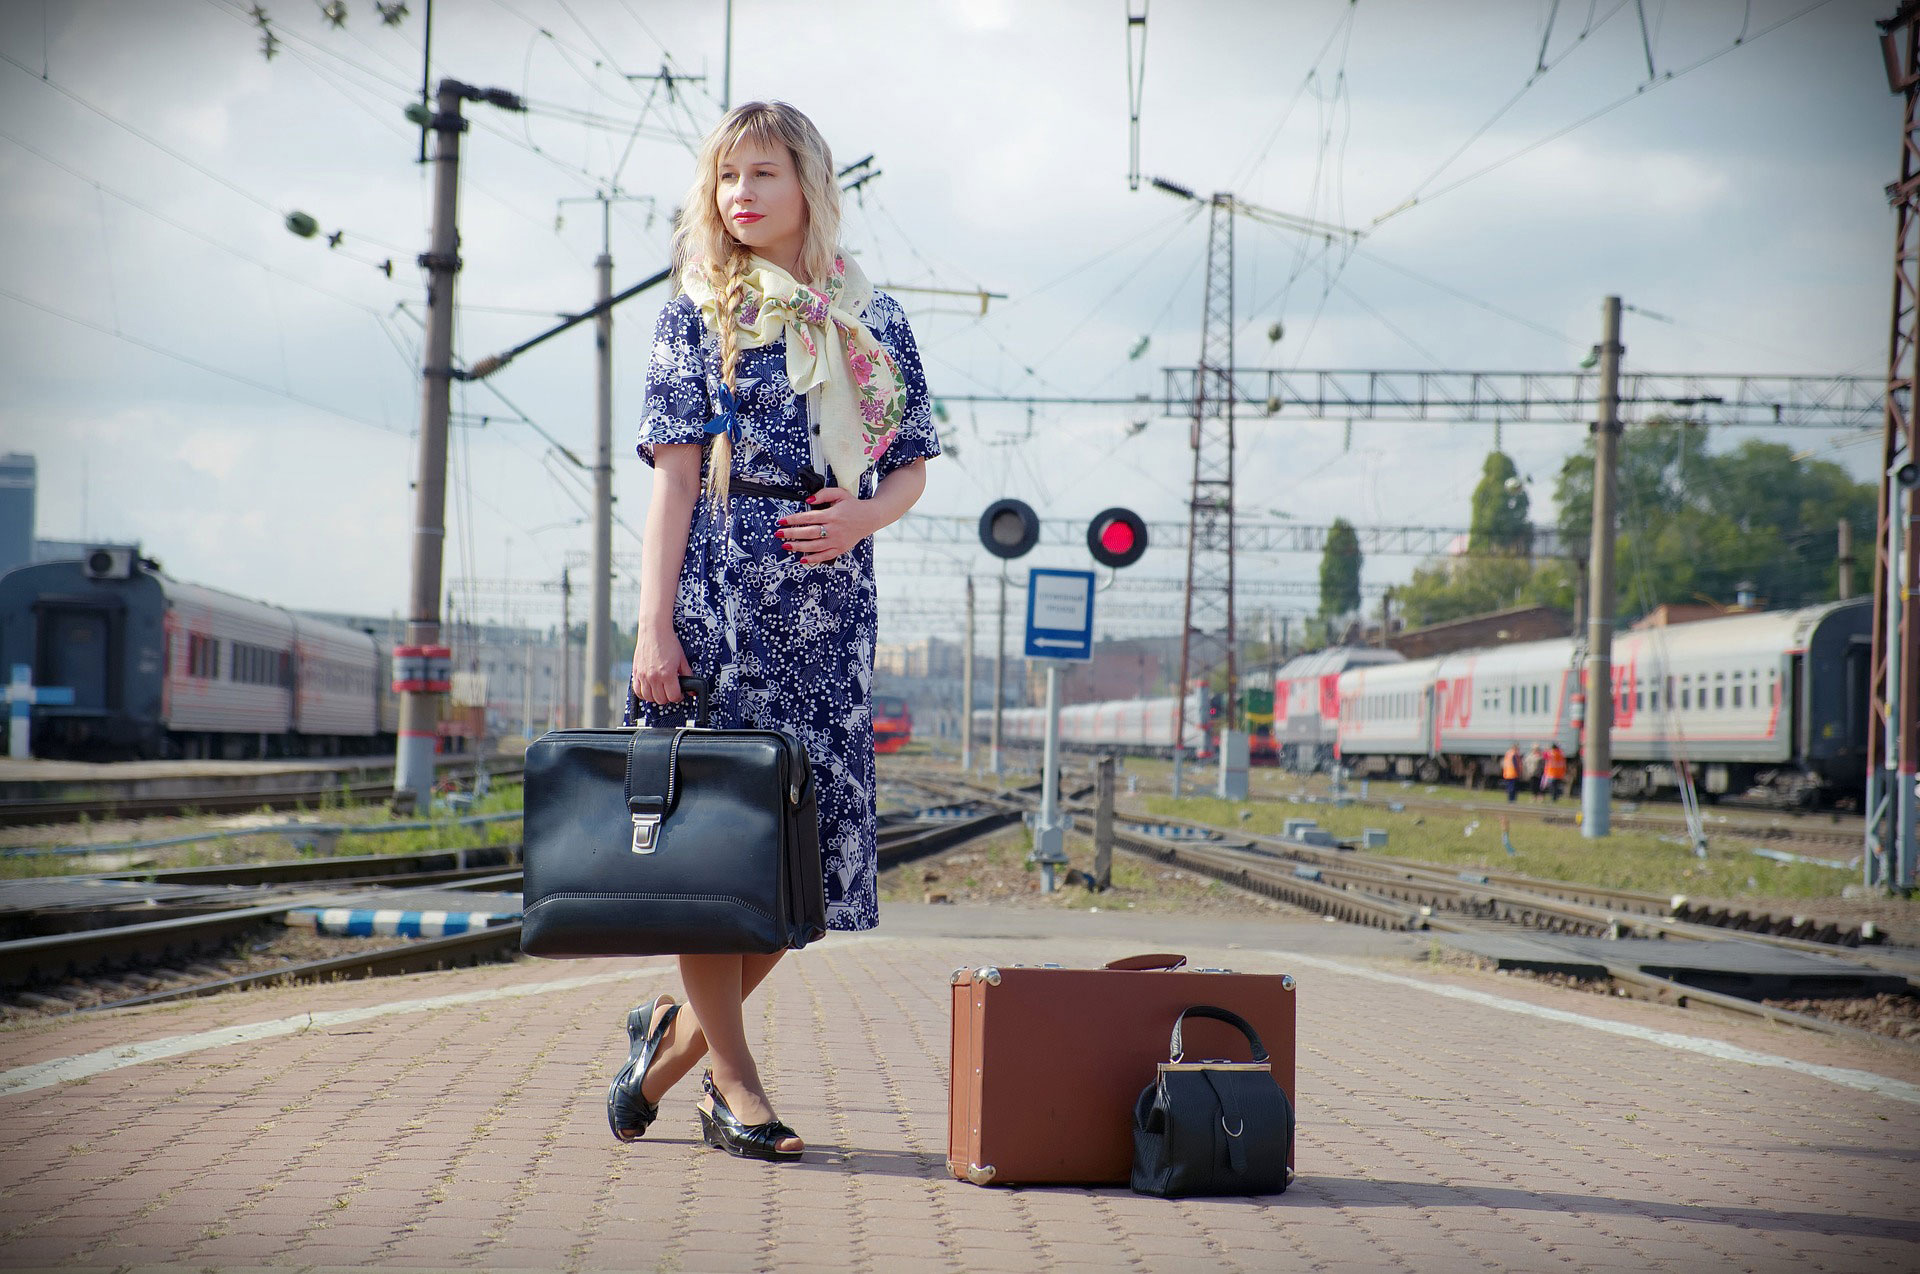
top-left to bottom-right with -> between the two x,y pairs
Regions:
0,551 -> 397,760
1269,645 -> 1406,771
873,693 -> 913,753
1334,599 -> 1870,805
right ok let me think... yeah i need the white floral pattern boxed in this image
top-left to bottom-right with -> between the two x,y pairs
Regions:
632,289 -> 938,931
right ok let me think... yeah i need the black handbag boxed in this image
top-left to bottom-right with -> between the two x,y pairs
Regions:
1131,1005 -> 1295,1198
520,676 -> 827,957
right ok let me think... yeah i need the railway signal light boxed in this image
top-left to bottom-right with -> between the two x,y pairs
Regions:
1087,507 -> 1148,569
979,498 -> 1040,560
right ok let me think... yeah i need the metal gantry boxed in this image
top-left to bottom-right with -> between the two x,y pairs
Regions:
1156,369 -> 1879,430
878,515 -> 1568,559
1868,1 -> 1920,892
932,371 -> 1877,430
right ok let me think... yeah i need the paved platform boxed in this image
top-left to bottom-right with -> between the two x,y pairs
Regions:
1,904 -> 1917,1272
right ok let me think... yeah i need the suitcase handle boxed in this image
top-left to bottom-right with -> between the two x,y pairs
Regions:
627,675 -> 712,729
1105,953 -> 1188,972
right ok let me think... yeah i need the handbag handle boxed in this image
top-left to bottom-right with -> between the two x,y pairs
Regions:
1169,1005 -> 1269,1064
1104,953 -> 1188,971
627,675 -> 712,729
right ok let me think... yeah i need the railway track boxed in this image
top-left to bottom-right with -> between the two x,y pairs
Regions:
0,797 -> 1023,1017
0,758 -> 525,829
920,771 -> 1919,1040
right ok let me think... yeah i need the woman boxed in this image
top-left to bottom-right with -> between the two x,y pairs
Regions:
607,101 -> 938,1162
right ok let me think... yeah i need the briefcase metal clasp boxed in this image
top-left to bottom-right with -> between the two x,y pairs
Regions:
631,812 -> 662,854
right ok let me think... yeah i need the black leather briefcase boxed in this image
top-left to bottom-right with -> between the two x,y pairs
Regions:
521,678 -> 827,957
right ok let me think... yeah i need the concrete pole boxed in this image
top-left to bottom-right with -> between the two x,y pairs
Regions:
1838,518 -> 1854,601
587,209 -> 614,728
991,568 -> 1006,780
395,79 -> 465,812
559,567 -> 572,730
1581,296 -> 1624,839
522,629 -> 533,741
961,575 -> 975,771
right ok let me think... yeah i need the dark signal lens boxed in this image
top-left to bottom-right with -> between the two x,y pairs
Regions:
978,499 -> 1040,559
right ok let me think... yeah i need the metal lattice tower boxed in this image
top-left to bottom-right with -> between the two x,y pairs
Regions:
1173,194 -> 1237,780
1868,1 -> 1920,891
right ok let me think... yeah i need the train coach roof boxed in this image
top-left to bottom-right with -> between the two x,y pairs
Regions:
1615,597 -> 1869,658
1274,645 -> 1405,681
156,575 -> 377,651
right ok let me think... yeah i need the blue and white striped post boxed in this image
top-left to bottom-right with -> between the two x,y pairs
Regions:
4,664 -> 74,760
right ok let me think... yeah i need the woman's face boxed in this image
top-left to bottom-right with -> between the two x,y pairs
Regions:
716,136 -> 806,270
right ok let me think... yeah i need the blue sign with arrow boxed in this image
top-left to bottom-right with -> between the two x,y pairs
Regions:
1023,568 -> 1095,662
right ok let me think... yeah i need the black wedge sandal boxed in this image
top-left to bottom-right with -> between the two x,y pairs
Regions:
607,995 -> 680,1143
696,1073 -> 804,1162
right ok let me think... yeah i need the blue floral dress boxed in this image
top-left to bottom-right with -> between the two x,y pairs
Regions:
633,289 -> 939,931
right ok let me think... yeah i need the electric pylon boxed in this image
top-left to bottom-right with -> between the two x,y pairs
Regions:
1172,194 -> 1237,791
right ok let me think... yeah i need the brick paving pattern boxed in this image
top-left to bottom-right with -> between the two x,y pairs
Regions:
0,906 -> 1916,1272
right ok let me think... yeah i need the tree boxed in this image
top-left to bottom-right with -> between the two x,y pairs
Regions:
1469,450 -> 1532,555
1319,518 -> 1362,620
1554,420 -> 1873,616
1396,556 -> 1576,628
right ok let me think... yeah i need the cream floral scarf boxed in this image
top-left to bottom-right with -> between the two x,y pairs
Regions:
683,251 -> 908,490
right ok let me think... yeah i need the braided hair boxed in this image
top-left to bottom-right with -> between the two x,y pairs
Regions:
670,102 -> 841,506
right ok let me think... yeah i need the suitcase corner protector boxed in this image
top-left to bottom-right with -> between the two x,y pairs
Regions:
958,1162 -> 996,1186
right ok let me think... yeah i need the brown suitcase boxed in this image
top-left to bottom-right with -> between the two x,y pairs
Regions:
948,953 -> 1295,1187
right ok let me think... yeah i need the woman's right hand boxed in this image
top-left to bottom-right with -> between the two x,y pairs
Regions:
632,621 -> 693,705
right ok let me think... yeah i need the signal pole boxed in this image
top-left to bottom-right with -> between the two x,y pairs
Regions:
992,568 -> 1006,780
394,79 -> 524,812
962,575 -> 975,771
1581,295 -> 1624,839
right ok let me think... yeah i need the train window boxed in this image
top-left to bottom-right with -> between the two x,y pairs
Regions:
1636,689 -> 1643,711
1681,686 -> 1690,709
1733,685 -> 1743,708
1715,686 -> 1725,709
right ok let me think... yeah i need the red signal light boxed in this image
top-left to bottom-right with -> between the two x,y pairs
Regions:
1087,507 -> 1147,568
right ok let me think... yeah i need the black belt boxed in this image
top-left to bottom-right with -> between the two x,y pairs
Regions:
731,477 -> 814,502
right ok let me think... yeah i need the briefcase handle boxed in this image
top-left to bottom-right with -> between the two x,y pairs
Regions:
1105,953 -> 1188,971
1168,1005 -> 1269,1065
627,675 -> 712,729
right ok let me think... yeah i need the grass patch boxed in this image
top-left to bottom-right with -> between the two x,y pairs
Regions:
0,781 -> 525,879
1138,792 -> 1878,905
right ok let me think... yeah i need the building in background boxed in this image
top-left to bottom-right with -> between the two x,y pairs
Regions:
0,454 -> 35,579
299,608 -> 581,743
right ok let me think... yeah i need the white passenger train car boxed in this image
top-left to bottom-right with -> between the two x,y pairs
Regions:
1335,600 -> 1870,804
973,688 -> 1209,758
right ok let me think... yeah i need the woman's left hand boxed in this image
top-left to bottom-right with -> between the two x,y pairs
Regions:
777,486 -> 874,566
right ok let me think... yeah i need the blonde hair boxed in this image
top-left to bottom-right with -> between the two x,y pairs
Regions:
671,101 -> 841,502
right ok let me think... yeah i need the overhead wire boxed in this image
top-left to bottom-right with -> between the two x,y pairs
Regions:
1371,0 -> 1839,227
1385,0 -> 1631,218
0,126 -> 409,314
0,282 -> 407,436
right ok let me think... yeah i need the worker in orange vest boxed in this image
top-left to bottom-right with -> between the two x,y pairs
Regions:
1542,742 -> 1568,802
1500,745 -> 1521,803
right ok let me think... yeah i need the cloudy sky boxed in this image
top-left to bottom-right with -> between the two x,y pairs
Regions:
0,0 -> 1897,644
